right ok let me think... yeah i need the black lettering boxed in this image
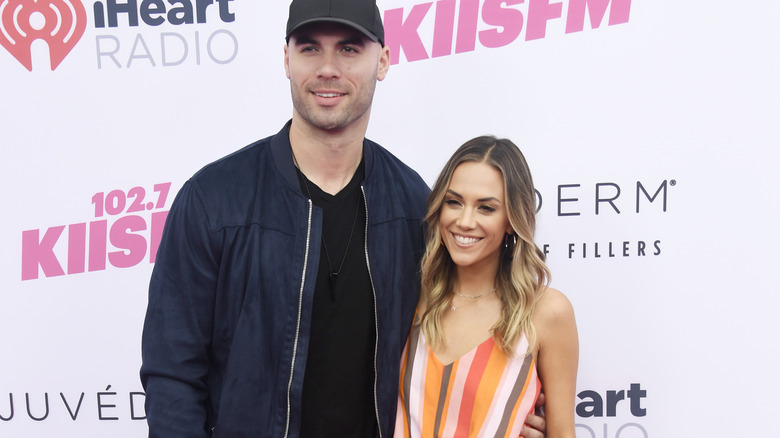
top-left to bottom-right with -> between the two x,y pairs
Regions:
140,0 -> 166,26
130,392 -> 147,420
534,188 -> 542,213
195,0 -> 212,23
576,390 -> 603,417
105,0 -> 139,27
97,386 -> 119,421
170,0 -> 196,25
25,393 -> 49,421
215,0 -> 235,22
636,180 -> 668,213
94,2 -> 106,28
606,390 -> 625,416
60,392 -> 85,421
595,182 -> 621,214
0,393 -> 13,421
557,184 -> 580,216
627,383 -> 647,416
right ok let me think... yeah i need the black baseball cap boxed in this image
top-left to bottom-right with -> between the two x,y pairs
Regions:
286,0 -> 385,46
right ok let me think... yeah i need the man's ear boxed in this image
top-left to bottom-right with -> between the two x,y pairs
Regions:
377,45 -> 390,81
284,44 -> 291,79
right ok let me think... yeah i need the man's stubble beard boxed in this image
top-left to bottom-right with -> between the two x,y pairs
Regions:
290,79 -> 377,132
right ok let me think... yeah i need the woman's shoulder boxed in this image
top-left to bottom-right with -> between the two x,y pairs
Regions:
533,287 -> 576,330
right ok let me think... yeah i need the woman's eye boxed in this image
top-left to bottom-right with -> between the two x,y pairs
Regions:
479,205 -> 496,213
444,199 -> 460,207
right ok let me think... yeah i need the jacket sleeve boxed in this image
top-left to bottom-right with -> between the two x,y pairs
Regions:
140,181 -> 220,438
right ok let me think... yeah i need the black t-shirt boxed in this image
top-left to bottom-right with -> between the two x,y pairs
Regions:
298,160 -> 378,437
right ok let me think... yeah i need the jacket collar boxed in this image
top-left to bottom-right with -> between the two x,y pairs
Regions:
270,120 -> 375,192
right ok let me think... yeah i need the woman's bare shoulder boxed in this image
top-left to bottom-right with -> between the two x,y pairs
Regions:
533,286 -> 576,329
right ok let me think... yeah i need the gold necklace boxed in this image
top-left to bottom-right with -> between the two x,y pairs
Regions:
449,288 -> 496,311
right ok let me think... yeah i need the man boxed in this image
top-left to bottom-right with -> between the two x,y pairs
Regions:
141,0 -> 547,436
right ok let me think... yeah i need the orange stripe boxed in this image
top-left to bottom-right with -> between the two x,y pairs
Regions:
470,341 -> 508,432
422,351 -> 445,437
398,335 -> 413,438
455,339 -> 495,436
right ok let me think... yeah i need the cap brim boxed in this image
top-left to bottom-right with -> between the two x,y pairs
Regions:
286,17 -> 379,43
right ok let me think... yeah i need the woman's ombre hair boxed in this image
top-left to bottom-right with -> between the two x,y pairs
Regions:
419,136 -> 550,356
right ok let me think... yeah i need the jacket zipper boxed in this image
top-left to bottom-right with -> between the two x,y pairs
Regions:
361,186 -> 383,438
284,199 -> 313,438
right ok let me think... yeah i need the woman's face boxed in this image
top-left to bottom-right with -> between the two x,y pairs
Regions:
439,161 -> 513,274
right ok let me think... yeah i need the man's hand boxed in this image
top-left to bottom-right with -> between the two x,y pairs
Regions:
520,392 -> 547,438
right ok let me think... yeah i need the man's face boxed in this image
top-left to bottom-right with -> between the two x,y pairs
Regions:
285,22 -> 390,132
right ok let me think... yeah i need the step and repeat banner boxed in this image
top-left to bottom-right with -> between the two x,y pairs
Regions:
2,1 -> 778,437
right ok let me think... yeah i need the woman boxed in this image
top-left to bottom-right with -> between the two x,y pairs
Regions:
395,136 -> 579,437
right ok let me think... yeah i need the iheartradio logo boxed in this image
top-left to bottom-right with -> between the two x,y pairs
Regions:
0,0 -> 86,71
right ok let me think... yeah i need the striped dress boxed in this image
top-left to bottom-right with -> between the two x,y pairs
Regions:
394,323 -> 540,438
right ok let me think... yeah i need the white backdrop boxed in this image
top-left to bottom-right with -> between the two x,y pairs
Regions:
2,0 -> 779,436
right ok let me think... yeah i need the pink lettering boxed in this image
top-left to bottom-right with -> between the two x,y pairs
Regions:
384,3 -> 434,64
149,210 -> 168,263
383,0 -> 631,65
21,183 -> 173,280
566,0 -> 632,33
108,215 -> 148,268
89,220 -> 108,272
21,226 -> 66,281
480,0 -> 524,48
455,0 -> 480,54
432,0 -> 456,58
68,223 -> 87,275
526,0 -> 563,40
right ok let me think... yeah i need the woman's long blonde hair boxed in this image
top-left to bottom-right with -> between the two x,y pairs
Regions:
419,136 -> 550,356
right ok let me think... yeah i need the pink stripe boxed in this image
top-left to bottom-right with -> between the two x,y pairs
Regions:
454,340 -> 494,436
408,333 -> 539,437
409,337 -> 429,438
440,347 -> 476,437
395,393 -> 406,437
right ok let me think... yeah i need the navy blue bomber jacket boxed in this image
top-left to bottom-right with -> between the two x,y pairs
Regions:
140,122 -> 429,437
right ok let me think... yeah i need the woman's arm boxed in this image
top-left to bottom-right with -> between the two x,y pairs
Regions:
534,287 -> 579,438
